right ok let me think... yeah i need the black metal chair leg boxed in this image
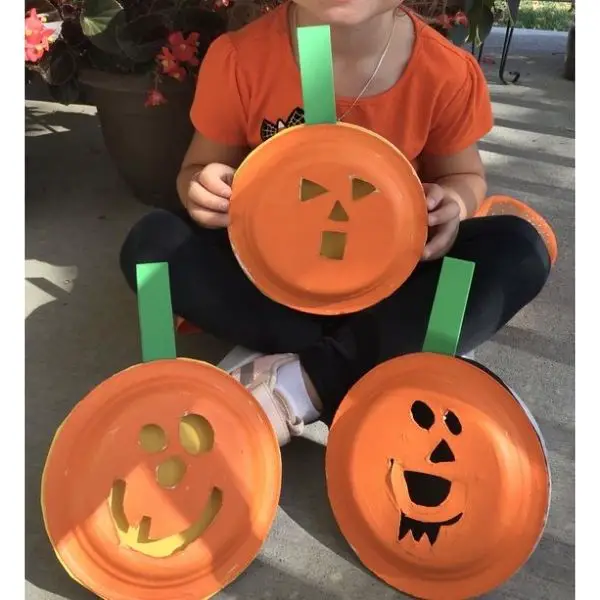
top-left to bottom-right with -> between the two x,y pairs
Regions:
472,40 -> 485,63
499,19 -> 520,84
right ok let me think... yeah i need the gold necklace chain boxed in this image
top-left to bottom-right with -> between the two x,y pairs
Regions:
291,6 -> 398,122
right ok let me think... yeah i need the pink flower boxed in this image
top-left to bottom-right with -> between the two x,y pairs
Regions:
167,65 -> 187,81
25,9 -> 45,37
145,89 -> 167,107
435,14 -> 453,30
157,47 -> 179,74
454,11 -> 469,27
25,8 -> 53,63
168,31 -> 200,65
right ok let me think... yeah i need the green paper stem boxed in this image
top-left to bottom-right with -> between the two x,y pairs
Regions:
422,257 -> 475,356
136,262 -> 177,362
297,25 -> 337,125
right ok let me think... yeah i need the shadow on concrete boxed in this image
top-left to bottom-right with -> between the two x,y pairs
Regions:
279,437 -> 364,569
492,325 -> 574,367
226,558 -> 347,599
25,105 -> 96,137
487,173 -> 573,202
479,141 -> 574,169
492,117 -> 574,139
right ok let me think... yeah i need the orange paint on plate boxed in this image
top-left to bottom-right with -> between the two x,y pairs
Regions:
326,353 -> 550,600
42,359 -> 281,600
228,123 -> 428,315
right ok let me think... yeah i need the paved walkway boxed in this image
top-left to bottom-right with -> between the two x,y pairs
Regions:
25,27 -> 574,600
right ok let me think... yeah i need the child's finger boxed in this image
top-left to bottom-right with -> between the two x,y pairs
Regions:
428,201 -> 461,226
188,181 -> 230,213
423,183 -> 445,210
189,207 -> 230,229
422,221 -> 457,260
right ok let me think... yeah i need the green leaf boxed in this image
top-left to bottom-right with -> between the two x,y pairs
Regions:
506,0 -> 520,22
39,40 -> 77,86
116,13 -> 169,64
84,9 -> 127,56
80,0 -> 123,38
86,43 -> 137,72
448,23 -> 469,47
463,0 -> 476,13
466,4 -> 494,46
466,16 -> 479,46
477,5 -> 495,42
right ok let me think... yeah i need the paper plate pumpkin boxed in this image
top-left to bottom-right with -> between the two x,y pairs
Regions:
326,353 -> 550,600
475,195 -> 558,265
42,358 -> 281,600
228,122 -> 428,315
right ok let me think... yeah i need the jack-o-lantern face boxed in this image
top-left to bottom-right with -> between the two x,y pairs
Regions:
42,359 -> 281,600
299,176 -> 378,260
326,353 -> 550,600
108,414 -> 222,558
389,400 -> 464,545
229,123 -> 428,315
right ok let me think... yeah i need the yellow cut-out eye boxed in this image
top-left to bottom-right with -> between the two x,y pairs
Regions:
180,414 -> 214,455
300,178 -> 329,202
351,177 -> 377,200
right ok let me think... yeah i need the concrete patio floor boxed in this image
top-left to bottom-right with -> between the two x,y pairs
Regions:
25,27 -> 574,600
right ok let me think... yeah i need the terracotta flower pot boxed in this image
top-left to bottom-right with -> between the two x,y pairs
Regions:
564,23 -> 575,82
79,69 -> 195,210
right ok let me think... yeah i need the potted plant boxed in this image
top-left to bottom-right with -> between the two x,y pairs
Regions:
406,0 -> 507,47
25,0 -> 278,209
564,2 -> 574,81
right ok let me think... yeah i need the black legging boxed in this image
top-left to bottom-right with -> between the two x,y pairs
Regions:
120,209 -> 550,425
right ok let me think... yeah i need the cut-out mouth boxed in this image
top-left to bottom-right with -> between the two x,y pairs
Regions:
398,512 -> 463,545
320,230 -> 347,260
108,479 -> 222,558
403,470 -> 451,507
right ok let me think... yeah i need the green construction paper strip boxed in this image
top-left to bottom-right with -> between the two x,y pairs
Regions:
297,25 -> 336,125
136,262 -> 177,362
422,257 -> 475,356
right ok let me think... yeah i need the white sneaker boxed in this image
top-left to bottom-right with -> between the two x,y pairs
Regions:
228,353 -> 305,446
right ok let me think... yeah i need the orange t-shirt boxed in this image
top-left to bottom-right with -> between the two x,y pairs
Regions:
190,4 -> 493,172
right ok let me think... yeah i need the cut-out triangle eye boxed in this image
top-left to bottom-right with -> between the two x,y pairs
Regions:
352,177 -> 377,200
300,179 -> 329,202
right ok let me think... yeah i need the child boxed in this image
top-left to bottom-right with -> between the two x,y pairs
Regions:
120,0 -> 550,445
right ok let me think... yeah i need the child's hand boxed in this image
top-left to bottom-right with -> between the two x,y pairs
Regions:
422,183 -> 461,261
186,163 -> 235,228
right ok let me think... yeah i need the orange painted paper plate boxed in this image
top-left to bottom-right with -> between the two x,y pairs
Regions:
326,353 -> 550,600
42,359 -> 281,600
228,123 -> 428,315
475,195 -> 558,265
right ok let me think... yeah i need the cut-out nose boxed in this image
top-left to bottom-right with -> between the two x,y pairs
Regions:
328,200 -> 349,222
429,439 -> 455,464
156,456 -> 186,488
